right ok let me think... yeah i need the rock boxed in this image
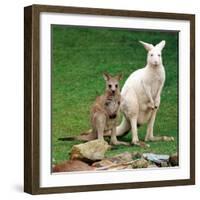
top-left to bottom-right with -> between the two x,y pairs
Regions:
70,139 -> 111,162
160,162 -> 169,167
132,152 -> 142,160
109,152 -> 133,163
53,160 -> 94,172
143,153 -> 169,165
169,153 -> 178,166
92,159 -> 114,168
147,164 -> 158,168
132,158 -> 149,168
93,152 -> 150,170
92,152 -> 133,168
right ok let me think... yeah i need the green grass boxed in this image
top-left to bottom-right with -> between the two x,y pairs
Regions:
52,25 -> 178,164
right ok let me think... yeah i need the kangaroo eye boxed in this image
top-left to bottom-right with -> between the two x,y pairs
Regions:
115,84 -> 118,88
150,54 -> 153,57
158,54 -> 161,57
105,102 -> 110,106
108,84 -> 112,88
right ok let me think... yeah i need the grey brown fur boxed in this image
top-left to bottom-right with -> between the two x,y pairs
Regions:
89,73 -> 127,145
59,73 -> 127,145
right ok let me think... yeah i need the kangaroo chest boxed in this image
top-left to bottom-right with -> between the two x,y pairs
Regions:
104,118 -> 117,131
104,95 -> 120,131
144,68 -> 165,98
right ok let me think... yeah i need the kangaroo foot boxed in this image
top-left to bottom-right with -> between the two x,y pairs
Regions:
110,139 -> 130,146
145,136 -> 174,142
131,141 -> 150,148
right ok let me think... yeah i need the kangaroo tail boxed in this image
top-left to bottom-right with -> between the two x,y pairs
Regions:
116,116 -> 131,136
58,129 -> 97,142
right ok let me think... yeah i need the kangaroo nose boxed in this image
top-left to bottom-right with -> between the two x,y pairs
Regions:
112,90 -> 115,94
154,61 -> 158,65
109,113 -> 117,119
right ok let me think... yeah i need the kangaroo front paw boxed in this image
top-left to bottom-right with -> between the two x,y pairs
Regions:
154,100 -> 160,109
147,102 -> 155,110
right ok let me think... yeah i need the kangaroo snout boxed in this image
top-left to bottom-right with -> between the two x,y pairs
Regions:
154,61 -> 158,65
109,113 -> 117,119
153,61 -> 159,67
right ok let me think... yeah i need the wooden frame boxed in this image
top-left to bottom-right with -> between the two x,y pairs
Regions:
24,4 -> 195,194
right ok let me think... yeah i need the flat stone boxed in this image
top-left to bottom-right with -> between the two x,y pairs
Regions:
53,160 -> 94,172
132,158 -> 149,168
160,162 -> 169,167
143,153 -> 169,164
169,153 -> 178,166
109,152 -> 133,163
70,139 -> 111,162
132,152 -> 142,160
147,164 -> 158,168
92,152 -> 133,168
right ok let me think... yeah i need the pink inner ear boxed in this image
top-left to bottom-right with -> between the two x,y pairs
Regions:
139,41 -> 154,51
156,41 -> 166,50
145,44 -> 154,51
106,75 -> 110,80
103,73 -> 110,81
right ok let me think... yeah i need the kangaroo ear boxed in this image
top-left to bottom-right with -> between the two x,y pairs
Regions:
103,73 -> 110,81
139,41 -> 154,51
116,73 -> 123,81
155,40 -> 166,51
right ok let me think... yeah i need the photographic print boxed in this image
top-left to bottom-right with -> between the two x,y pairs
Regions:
51,26 -> 179,173
24,5 -> 195,194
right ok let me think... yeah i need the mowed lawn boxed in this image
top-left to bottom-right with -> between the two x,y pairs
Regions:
52,25 -> 178,164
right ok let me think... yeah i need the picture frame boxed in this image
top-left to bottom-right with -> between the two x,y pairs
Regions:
24,4 -> 195,194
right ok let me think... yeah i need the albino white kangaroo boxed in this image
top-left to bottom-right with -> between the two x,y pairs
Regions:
115,40 -> 174,146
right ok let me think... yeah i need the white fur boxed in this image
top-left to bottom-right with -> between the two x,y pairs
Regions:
117,40 -> 167,144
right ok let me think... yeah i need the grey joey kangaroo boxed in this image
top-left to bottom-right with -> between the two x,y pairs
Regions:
59,73 -> 128,146
89,73 -> 128,145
